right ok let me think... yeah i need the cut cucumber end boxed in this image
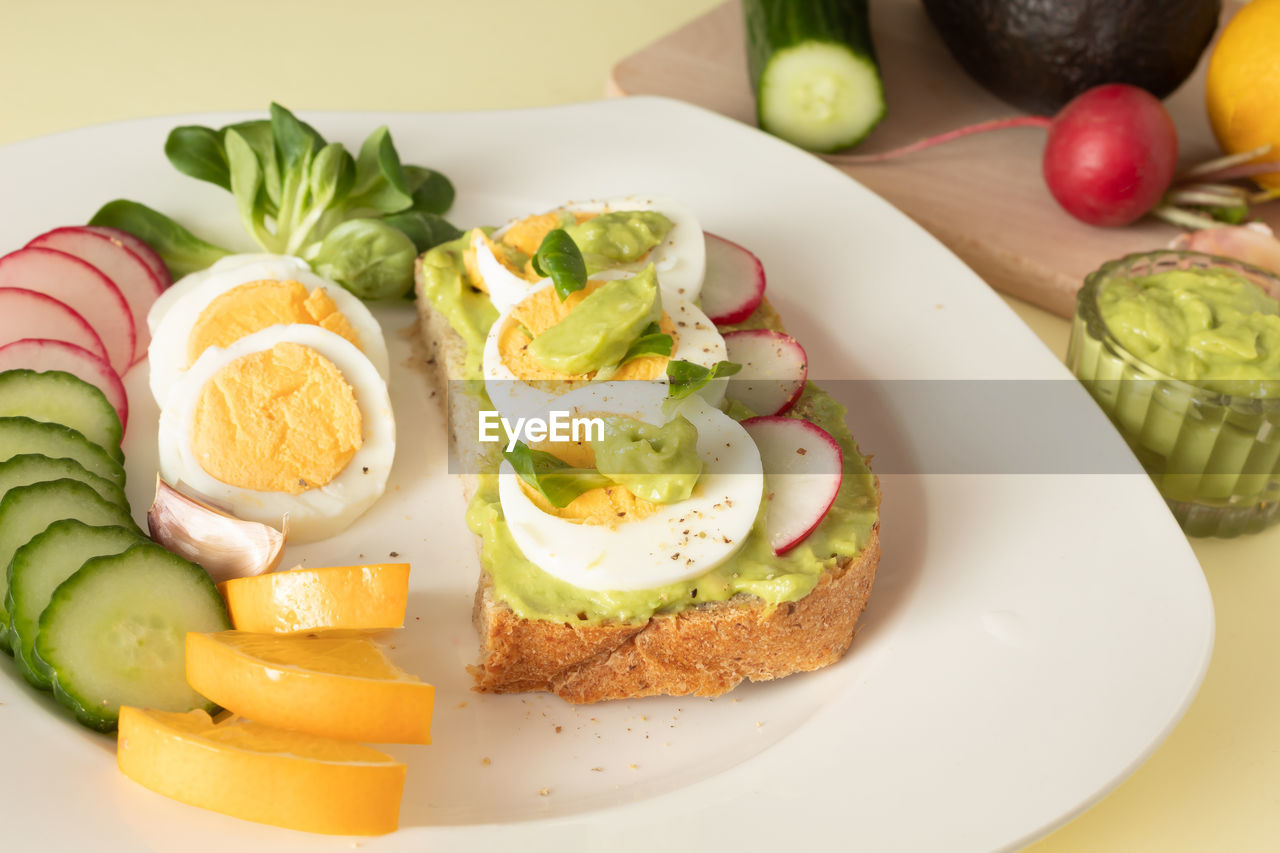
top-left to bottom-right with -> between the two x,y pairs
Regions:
758,42 -> 886,153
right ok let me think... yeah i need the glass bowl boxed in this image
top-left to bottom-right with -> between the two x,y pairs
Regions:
1067,250 -> 1280,538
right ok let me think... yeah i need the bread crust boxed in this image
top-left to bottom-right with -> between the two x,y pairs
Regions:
415,258 -> 881,703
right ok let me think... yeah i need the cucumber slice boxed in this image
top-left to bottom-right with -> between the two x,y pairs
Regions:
0,417 -> 125,489
0,370 -> 123,462
6,520 -> 144,687
0,478 -> 138,650
744,0 -> 886,153
0,454 -> 128,511
35,542 -> 230,732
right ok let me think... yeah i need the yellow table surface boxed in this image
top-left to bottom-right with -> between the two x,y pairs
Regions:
3,1 -> 1277,849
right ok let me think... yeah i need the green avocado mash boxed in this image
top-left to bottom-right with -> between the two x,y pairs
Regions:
528,265 -> 662,375
564,210 -> 672,273
593,414 -> 702,504
1098,267 -> 1280,397
417,228 -> 498,381
1071,262 -> 1280,535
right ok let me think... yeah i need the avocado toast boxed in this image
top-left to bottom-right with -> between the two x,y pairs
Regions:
414,201 -> 881,703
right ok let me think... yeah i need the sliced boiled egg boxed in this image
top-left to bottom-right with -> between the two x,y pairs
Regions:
157,324 -> 395,544
148,254 -> 312,335
472,195 -> 706,314
470,229 -> 545,316
148,255 -> 389,408
498,384 -> 762,592
482,276 -> 727,423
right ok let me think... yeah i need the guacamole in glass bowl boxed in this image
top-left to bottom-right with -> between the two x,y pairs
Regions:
1067,250 -> 1280,537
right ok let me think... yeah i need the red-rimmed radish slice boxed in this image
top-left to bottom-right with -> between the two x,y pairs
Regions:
28,227 -> 164,365
702,233 -> 766,325
0,288 -> 108,364
0,247 -> 135,376
84,225 -> 172,288
0,339 -> 128,431
723,328 -> 808,416
742,415 -> 843,555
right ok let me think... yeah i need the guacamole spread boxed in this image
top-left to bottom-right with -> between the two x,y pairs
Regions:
1098,267 -> 1280,397
527,265 -> 662,375
564,210 -> 672,273
417,229 -> 498,380
593,414 -> 702,504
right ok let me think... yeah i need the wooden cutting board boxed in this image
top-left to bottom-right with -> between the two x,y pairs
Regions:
608,0 -> 1276,318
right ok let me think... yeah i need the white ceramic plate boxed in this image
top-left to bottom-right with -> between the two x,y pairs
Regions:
0,99 -> 1212,852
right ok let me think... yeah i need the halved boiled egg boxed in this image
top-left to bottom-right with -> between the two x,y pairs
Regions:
498,383 -> 762,591
148,254 -> 389,407
157,324 -> 395,544
470,195 -> 706,314
482,276 -> 727,422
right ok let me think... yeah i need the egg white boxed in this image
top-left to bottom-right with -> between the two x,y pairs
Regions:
499,384 -> 762,591
471,229 -> 547,317
148,254 -> 313,336
157,324 -> 395,544
482,277 -> 727,424
147,255 -> 389,408
476,194 -> 706,314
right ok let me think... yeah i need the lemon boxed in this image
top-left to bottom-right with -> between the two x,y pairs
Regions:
1206,0 -> 1280,189
116,707 -> 406,835
185,631 -> 434,744
219,563 -> 410,634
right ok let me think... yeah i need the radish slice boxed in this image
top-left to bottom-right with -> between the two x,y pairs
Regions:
0,247 -> 136,376
701,233 -> 766,325
742,416 -> 843,555
723,329 -> 808,416
0,339 -> 128,431
28,227 -> 164,365
84,225 -> 172,288
0,288 -> 108,363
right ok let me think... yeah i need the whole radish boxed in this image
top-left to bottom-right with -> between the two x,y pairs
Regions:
837,82 -> 1262,230
1042,84 -> 1178,226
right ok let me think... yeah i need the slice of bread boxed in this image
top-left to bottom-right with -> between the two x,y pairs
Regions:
415,259 -> 881,703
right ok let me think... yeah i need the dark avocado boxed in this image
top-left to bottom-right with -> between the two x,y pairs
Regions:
921,0 -> 1221,114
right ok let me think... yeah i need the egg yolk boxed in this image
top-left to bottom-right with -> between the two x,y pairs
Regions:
501,212 -> 570,258
519,436 -> 658,528
498,280 -> 675,382
503,210 -> 594,256
186,280 -> 360,366
463,212 -> 600,291
191,342 -> 363,494
532,483 -> 658,528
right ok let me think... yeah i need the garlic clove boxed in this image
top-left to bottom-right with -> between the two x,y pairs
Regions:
148,476 -> 288,584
